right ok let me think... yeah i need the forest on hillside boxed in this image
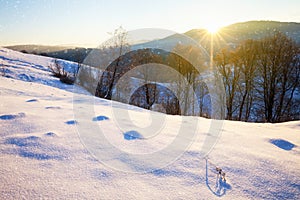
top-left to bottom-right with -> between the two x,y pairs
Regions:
12,22 -> 299,123
75,28 -> 300,123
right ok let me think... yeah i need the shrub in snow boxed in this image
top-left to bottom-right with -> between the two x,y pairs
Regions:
59,74 -> 76,85
48,59 -> 75,85
48,59 -> 65,78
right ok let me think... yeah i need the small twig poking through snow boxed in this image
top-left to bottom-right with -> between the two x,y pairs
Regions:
216,167 -> 226,182
205,158 -> 231,197
206,157 -> 227,182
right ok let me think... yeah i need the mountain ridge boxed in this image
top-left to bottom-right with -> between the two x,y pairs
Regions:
4,20 -> 300,63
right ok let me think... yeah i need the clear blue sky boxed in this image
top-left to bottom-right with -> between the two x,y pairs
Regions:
0,0 -> 299,47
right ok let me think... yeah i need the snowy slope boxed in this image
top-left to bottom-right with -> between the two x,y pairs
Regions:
0,48 -> 88,94
0,48 -> 300,199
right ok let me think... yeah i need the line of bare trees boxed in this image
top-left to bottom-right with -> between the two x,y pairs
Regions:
91,27 -> 299,122
215,31 -> 300,122
94,34 -> 210,116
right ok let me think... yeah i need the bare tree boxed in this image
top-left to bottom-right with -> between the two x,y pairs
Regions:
215,32 -> 300,122
95,26 -> 130,99
234,39 -> 258,121
215,48 -> 240,120
256,32 -> 300,122
169,44 -> 200,115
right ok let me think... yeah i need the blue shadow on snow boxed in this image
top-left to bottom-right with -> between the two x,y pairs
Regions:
5,136 -> 63,160
0,113 -> 25,120
5,136 -> 40,147
0,114 -> 18,120
26,99 -> 38,102
93,115 -> 109,121
65,120 -> 78,125
45,106 -> 61,109
205,159 -> 231,197
270,139 -> 295,151
45,132 -> 57,137
19,150 -> 54,160
123,130 -> 144,140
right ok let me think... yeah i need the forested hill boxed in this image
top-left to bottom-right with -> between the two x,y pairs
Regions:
185,21 -> 300,52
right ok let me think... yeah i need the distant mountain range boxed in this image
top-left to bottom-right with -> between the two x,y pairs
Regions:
6,44 -> 75,54
5,21 -> 300,63
5,45 -> 93,63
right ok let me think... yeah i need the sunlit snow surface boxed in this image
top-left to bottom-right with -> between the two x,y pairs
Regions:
0,48 -> 300,199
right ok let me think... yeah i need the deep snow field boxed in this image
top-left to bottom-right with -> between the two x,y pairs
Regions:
0,47 -> 300,199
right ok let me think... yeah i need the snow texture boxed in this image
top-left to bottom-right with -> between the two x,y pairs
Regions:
0,47 -> 300,199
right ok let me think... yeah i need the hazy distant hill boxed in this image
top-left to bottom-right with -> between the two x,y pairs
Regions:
5,45 -> 74,54
45,48 -> 93,63
5,45 -> 92,63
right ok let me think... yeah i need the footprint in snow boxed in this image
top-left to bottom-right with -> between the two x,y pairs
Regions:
45,106 -> 61,110
93,115 -> 109,121
0,112 -> 25,120
26,99 -> 38,102
45,132 -> 57,137
269,139 -> 296,151
123,130 -> 144,140
65,120 -> 78,125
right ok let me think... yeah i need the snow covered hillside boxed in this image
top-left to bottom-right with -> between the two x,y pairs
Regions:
0,48 -> 300,199
0,48 -> 88,94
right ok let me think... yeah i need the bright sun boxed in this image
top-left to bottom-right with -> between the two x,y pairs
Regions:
205,23 -> 221,34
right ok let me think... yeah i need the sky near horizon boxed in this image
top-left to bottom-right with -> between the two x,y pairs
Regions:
0,0 -> 299,47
